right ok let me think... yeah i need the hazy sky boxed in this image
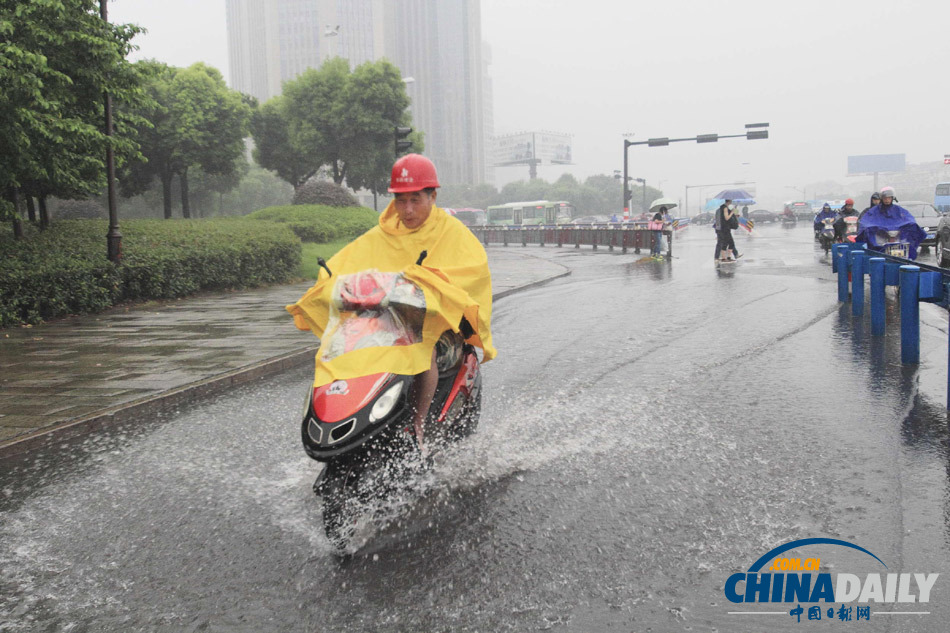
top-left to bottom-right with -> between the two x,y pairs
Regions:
109,0 -> 950,210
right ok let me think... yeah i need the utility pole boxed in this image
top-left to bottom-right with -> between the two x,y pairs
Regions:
622,140 -> 633,219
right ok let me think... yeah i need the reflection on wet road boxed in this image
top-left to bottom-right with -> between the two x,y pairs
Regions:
2,224 -> 948,631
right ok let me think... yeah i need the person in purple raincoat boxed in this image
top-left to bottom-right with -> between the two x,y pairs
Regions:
856,187 -> 926,259
813,203 -> 836,237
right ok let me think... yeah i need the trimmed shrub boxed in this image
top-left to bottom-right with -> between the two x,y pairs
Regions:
0,219 -> 301,327
246,204 -> 377,243
292,178 -> 359,207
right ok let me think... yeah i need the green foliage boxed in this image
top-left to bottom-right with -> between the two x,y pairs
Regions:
246,205 -> 377,244
253,58 -> 419,193
54,199 -> 105,220
436,183 -> 501,211
120,61 -> 252,218
292,179 -> 359,207
251,96 -> 314,190
118,162 -> 293,219
299,240 -> 351,280
0,0 -> 148,219
0,219 -> 300,327
437,174 -> 666,217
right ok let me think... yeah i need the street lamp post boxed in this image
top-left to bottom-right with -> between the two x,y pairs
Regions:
101,0 -> 121,264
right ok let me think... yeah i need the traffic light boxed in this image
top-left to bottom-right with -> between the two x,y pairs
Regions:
395,126 -> 413,155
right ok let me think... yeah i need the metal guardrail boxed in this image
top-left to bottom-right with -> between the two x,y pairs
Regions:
468,224 -> 675,256
831,242 -> 950,408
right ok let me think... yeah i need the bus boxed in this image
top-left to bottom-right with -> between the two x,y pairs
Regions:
445,208 -> 487,227
935,182 -> 950,214
485,200 -> 575,226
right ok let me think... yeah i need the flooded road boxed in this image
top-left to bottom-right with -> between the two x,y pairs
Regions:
2,223 -> 949,631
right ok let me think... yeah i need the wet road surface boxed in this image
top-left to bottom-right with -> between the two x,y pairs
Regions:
2,223 -> 949,632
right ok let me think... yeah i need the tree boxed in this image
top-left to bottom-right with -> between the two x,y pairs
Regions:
1,0 -> 146,235
501,178 -> 550,203
121,62 -> 251,218
438,183 -> 501,210
119,61 -> 176,217
250,96 -> 315,190
254,58 -> 420,194
185,157 -> 249,217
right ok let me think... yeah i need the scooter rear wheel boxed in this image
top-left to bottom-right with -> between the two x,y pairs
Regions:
455,389 -> 482,439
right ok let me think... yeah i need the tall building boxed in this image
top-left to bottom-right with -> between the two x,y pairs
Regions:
225,0 -> 281,103
225,0 -> 490,186
481,42 -> 495,185
382,0 -> 486,185
226,0 -> 381,104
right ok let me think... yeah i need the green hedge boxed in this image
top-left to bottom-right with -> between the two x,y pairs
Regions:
0,219 -> 301,327
246,204 -> 378,243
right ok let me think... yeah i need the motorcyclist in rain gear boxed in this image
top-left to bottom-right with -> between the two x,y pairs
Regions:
833,198 -> 856,242
813,203 -> 836,238
858,192 -> 881,225
856,187 -> 927,259
287,154 -> 495,455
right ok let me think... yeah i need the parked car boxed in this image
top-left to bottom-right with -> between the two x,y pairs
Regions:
748,209 -> 777,223
902,201 -> 942,251
692,212 -> 715,225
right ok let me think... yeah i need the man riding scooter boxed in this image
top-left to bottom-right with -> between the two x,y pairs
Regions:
813,203 -> 836,240
833,198 -> 857,243
287,154 -> 496,455
856,187 -> 926,259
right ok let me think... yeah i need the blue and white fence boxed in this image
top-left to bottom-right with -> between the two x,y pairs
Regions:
831,243 -> 950,408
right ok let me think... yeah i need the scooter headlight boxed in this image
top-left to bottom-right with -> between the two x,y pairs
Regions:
369,383 -> 403,423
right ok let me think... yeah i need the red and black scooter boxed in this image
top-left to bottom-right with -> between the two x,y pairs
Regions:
300,253 -> 482,549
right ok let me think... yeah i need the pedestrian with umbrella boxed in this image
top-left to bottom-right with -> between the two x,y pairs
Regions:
715,199 -> 742,262
648,198 -> 677,259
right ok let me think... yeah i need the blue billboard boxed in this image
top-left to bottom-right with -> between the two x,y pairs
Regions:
847,154 -> 906,175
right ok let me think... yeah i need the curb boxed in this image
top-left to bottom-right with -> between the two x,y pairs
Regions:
0,262 -> 570,460
493,267 -> 571,301
0,346 -> 318,460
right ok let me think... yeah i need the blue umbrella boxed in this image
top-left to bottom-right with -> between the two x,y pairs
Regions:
713,189 -> 756,205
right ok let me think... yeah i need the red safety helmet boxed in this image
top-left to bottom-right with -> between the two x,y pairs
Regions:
845,198 -> 854,205
388,154 -> 440,193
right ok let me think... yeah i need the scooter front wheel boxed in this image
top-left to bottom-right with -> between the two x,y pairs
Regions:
319,462 -> 361,551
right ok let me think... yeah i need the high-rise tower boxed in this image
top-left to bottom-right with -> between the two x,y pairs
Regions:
225,0 -> 489,185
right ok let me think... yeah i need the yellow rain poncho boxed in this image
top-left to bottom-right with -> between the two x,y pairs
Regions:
287,202 -> 495,387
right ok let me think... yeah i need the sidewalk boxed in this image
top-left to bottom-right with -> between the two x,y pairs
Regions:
0,248 -> 569,458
